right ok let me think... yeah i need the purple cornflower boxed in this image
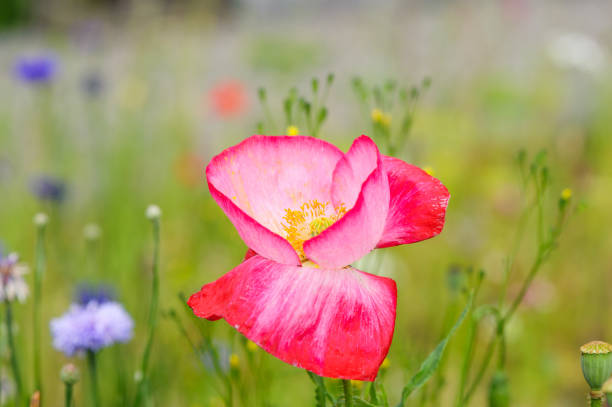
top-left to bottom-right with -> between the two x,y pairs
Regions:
14,55 -> 57,84
31,176 -> 66,202
50,301 -> 133,356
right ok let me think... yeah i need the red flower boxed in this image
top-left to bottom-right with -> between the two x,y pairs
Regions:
209,80 -> 247,117
189,135 -> 449,380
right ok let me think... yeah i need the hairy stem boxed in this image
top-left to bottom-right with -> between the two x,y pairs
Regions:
342,380 -> 352,407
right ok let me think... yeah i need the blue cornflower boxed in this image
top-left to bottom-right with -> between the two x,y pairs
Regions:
75,284 -> 114,306
50,301 -> 133,356
31,176 -> 66,202
14,55 -> 57,84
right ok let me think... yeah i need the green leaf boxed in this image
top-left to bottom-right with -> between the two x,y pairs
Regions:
396,294 -> 473,407
353,397 -> 378,407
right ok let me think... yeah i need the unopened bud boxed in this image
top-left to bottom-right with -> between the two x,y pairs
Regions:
60,363 -> 80,385
33,213 -> 48,227
488,370 -> 510,407
581,341 -> 612,390
145,205 -> 161,220
29,391 -> 40,407
83,223 -> 101,241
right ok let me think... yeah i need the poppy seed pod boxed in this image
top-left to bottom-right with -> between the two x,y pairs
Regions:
580,341 -> 612,390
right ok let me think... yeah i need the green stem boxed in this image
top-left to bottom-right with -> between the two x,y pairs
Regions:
33,222 -> 46,402
64,383 -> 73,407
134,218 -> 160,406
503,251 -> 544,323
5,300 -> 24,406
590,392 -> 604,407
342,380 -> 352,407
87,350 -> 101,407
462,333 -> 498,404
455,321 -> 477,406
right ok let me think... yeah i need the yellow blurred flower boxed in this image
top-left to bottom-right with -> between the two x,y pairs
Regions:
561,188 -> 573,200
286,125 -> 300,136
423,166 -> 435,176
229,353 -> 240,369
371,108 -> 391,127
350,380 -> 363,389
246,340 -> 259,352
381,357 -> 390,369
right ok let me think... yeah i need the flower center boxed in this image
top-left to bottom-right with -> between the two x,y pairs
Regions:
282,200 -> 346,261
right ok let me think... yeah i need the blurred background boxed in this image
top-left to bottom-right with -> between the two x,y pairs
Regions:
1,0 -> 611,405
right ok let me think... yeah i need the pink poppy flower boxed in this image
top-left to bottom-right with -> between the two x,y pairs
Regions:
188,135 -> 449,381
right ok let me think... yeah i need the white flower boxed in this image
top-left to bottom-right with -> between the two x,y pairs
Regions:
0,253 -> 29,303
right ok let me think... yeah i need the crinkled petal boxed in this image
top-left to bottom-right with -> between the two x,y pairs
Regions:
304,136 -> 390,268
376,157 -> 450,248
207,136 -> 343,265
188,255 -> 397,381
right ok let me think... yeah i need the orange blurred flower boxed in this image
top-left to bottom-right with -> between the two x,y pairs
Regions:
209,80 -> 248,118
174,152 -> 204,187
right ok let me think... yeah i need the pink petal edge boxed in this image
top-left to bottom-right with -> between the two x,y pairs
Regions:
376,156 -> 450,248
304,136 -> 390,268
188,255 -> 397,381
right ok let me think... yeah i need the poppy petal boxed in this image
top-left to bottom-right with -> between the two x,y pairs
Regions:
207,135 -> 343,264
376,156 -> 450,248
188,255 -> 397,381
304,136 -> 390,268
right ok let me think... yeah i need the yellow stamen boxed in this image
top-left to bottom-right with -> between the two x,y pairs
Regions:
282,200 -> 346,261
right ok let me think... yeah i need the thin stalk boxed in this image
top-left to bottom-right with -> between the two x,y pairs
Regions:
86,350 -> 101,407
503,251 -> 544,323
342,380 -> 352,407
462,333 -> 498,404
134,217 -> 160,406
5,300 -> 24,406
33,222 -> 47,402
64,383 -> 73,407
455,321 -> 478,406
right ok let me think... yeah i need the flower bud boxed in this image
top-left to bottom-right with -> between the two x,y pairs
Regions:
580,341 -> 612,390
60,363 -> 80,385
488,370 -> 510,407
33,213 -> 48,227
145,205 -> 161,220
83,223 -> 101,241
29,391 -> 40,407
